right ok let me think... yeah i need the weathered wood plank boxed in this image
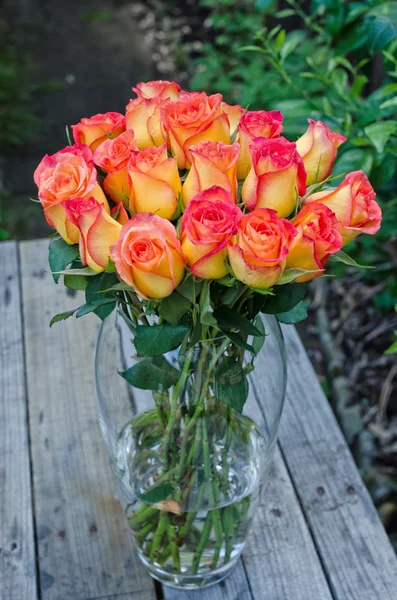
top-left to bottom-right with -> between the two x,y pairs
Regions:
0,241 -> 38,600
280,325 -> 397,599
20,239 -> 156,600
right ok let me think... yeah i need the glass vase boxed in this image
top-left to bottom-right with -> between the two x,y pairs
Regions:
94,307 -> 286,589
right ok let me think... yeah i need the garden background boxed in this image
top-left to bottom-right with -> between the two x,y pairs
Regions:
1,0 -> 396,550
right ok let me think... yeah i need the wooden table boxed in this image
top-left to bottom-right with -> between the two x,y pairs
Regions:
1,239 -> 397,600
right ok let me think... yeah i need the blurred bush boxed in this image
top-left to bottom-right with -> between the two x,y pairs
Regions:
191,0 -> 397,309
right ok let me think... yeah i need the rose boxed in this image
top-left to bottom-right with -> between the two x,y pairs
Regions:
34,144 -> 108,244
303,170 -> 382,245
126,97 -> 169,148
228,208 -> 297,290
71,112 -> 125,151
127,144 -> 181,220
110,213 -> 185,299
286,204 -> 342,282
296,119 -> 346,185
181,186 -> 243,279
161,92 -> 230,169
181,141 -> 240,207
242,137 -> 306,217
64,197 -> 122,272
93,130 -> 137,203
237,110 -> 284,180
221,101 -> 245,134
133,79 -> 180,100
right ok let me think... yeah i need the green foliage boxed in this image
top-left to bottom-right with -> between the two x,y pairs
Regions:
192,0 -> 397,310
276,300 -> 308,324
48,238 -> 79,283
134,324 -> 190,357
119,357 -> 180,390
213,357 -> 249,412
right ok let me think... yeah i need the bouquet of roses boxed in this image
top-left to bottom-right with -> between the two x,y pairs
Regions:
33,80 -> 382,585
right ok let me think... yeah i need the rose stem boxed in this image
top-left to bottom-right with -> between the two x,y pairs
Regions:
128,505 -> 159,530
167,519 -> 181,570
191,511 -> 213,575
136,520 -> 156,546
149,512 -> 168,563
222,505 -> 234,564
161,350 -> 193,465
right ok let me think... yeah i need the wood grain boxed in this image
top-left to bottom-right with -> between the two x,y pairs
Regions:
0,241 -> 38,600
280,325 -> 397,599
19,239 -> 156,600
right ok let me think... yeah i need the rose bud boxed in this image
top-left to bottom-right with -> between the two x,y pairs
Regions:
182,141 -> 240,207
93,130 -> 137,203
110,213 -> 185,299
237,110 -> 284,180
242,137 -> 306,217
221,101 -> 245,135
161,92 -> 230,169
228,208 -> 297,290
111,202 -> 130,226
303,170 -> 382,245
126,96 -> 168,148
127,144 -> 181,220
296,119 -> 346,185
34,144 -> 108,244
286,204 -> 343,282
133,79 -> 181,100
71,112 -> 125,151
64,197 -> 122,272
181,186 -> 243,279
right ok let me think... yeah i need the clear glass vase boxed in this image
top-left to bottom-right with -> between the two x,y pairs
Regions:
94,307 -> 286,589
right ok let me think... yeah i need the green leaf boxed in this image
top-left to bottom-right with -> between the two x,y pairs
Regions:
252,315 -> 266,355
385,339 -> 397,355
200,284 -> 217,326
213,307 -> 262,337
213,357 -> 248,413
262,283 -> 307,314
75,298 -> 116,318
134,324 -> 189,357
101,282 -> 135,292
119,356 -> 179,390
277,268 -> 321,285
333,148 -> 374,177
176,276 -> 203,303
49,238 -> 79,283
64,274 -> 87,291
49,309 -> 77,327
225,332 -> 256,355
276,301 -> 308,324
220,282 -> 245,305
54,267 -> 98,276
329,250 -> 373,269
138,483 -> 173,504
86,272 -> 118,320
158,293 -> 191,326
364,121 -> 397,153
331,68 -> 348,95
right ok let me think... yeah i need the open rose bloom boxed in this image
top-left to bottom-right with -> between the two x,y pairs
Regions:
35,80 -> 382,589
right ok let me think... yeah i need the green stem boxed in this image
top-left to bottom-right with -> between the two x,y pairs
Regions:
192,512 -> 213,575
149,512 -> 168,563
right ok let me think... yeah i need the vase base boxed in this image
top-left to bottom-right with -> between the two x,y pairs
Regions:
139,550 -> 239,590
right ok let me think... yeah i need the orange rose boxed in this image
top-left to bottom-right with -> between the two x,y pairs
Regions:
181,141 -> 239,207
93,130 -> 137,203
237,110 -> 284,179
71,112 -> 125,151
133,79 -> 180,100
304,170 -> 382,245
64,197 -> 122,272
126,97 -> 167,148
242,137 -> 306,217
228,209 -> 297,290
34,144 -> 108,244
181,186 -> 242,279
221,101 -> 245,134
161,92 -> 230,169
286,203 -> 342,282
110,213 -> 185,299
296,119 -> 346,185
127,144 -> 181,220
